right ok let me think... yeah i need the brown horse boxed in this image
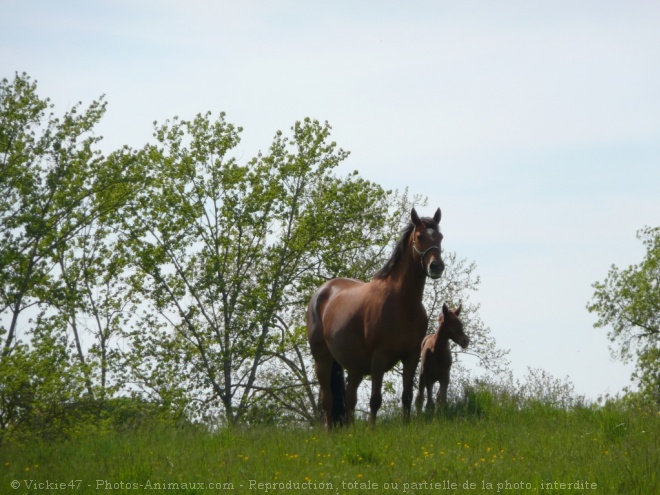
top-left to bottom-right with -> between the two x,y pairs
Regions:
307,208 -> 444,429
415,303 -> 469,413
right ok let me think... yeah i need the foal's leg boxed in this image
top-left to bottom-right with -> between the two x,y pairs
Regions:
425,382 -> 436,413
345,372 -> 363,425
437,370 -> 450,410
414,378 -> 425,413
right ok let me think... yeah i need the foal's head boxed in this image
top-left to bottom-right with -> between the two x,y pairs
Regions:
439,303 -> 469,349
411,207 -> 444,279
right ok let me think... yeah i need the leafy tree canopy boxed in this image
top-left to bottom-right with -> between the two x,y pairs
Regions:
588,226 -> 660,403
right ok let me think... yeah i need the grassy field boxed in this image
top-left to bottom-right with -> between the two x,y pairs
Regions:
2,403 -> 658,494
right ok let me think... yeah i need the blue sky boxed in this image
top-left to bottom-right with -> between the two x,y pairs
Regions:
3,0 -> 659,399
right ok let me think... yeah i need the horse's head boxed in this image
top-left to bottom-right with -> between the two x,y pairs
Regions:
440,303 -> 469,349
411,207 -> 444,279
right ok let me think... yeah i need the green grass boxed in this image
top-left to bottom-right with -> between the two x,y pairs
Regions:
2,404 -> 658,494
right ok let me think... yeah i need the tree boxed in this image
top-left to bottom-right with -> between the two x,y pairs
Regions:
0,73 -> 138,434
41,217 -> 135,405
115,113 -> 394,424
587,226 -> 660,404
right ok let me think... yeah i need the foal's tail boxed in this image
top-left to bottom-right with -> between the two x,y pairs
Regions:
330,359 -> 346,426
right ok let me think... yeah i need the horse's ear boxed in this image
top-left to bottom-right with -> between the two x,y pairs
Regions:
433,208 -> 441,224
442,303 -> 449,318
455,304 -> 462,317
411,208 -> 422,226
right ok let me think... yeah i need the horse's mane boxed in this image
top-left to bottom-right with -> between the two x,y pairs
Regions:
372,216 -> 438,280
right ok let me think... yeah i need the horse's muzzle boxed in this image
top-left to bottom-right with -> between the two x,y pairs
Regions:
428,259 -> 445,279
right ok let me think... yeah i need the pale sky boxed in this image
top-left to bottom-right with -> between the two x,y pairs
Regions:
3,0 -> 659,400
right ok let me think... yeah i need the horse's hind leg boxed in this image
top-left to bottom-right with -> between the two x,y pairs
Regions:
309,335 -> 337,429
313,357 -> 335,430
345,372 -> 363,425
307,287 -> 336,429
330,360 -> 346,426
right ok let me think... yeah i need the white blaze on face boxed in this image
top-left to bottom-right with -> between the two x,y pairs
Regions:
423,227 -> 442,276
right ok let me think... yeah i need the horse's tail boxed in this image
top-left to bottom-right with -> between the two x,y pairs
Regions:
330,359 -> 346,426
308,282 -> 346,426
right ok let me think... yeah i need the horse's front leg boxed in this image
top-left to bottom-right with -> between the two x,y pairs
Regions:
369,369 -> 384,426
401,355 -> 419,423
